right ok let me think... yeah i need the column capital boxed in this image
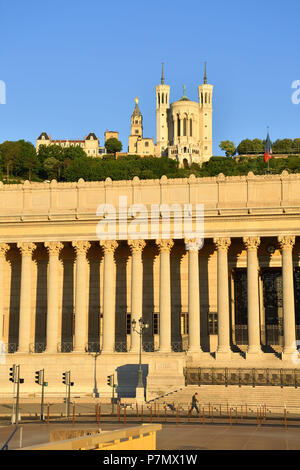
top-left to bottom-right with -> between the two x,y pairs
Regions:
156,239 -> 174,253
243,236 -> 261,251
128,239 -> 146,254
44,241 -> 64,255
184,238 -> 203,251
17,242 -> 37,256
278,235 -> 295,250
100,240 -> 118,254
213,237 -> 231,252
72,240 -> 91,255
0,243 -> 10,257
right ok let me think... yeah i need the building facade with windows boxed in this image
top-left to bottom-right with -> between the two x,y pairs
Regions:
36,132 -> 100,157
0,172 -> 300,399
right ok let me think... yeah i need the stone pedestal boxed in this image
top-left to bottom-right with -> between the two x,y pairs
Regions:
146,357 -> 185,402
135,387 -> 145,404
215,351 -> 232,361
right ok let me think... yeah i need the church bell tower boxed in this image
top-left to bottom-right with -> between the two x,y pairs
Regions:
198,62 -> 213,160
155,63 -> 170,156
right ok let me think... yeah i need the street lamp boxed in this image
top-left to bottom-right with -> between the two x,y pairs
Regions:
132,317 -> 149,391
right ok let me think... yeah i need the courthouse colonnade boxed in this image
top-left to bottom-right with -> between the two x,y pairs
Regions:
0,235 -> 298,360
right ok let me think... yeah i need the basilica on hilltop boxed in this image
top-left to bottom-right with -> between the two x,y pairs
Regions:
128,63 -> 213,166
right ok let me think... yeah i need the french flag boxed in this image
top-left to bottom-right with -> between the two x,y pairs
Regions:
264,130 -> 272,163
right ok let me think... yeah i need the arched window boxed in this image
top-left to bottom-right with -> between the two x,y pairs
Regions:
190,119 -> 193,137
158,93 -> 160,105
183,118 -> 187,136
183,158 -> 189,169
162,93 -> 164,104
177,116 -> 181,137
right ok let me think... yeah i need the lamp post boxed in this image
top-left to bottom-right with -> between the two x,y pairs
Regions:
132,317 -> 149,400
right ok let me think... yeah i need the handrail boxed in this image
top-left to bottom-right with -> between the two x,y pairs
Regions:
1,426 -> 20,451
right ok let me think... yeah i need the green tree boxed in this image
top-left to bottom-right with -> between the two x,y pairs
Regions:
219,141 -> 236,157
252,138 -> 264,154
15,140 -> 39,180
236,139 -> 254,155
43,157 -> 60,180
0,141 -> 20,180
104,138 -> 122,155
293,139 -> 300,154
272,139 -> 294,154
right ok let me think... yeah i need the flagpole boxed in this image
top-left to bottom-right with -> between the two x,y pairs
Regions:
267,126 -> 270,172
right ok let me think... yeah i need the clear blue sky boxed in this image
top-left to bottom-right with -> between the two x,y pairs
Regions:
0,0 -> 299,155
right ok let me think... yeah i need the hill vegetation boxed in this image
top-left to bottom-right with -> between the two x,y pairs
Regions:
0,140 -> 300,184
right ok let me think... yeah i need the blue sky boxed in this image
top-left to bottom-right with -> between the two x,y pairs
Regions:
0,0 -> 299,155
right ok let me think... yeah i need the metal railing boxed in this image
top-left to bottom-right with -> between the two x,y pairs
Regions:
29,343 -> 46,353
184,367 -> 300,388
57,342 -> 73,353
4,343 -> 18,354
115,342 -> 127,353
85,342 -> 101,353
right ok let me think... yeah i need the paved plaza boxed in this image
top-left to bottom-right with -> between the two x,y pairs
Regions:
1,419 -> 300,451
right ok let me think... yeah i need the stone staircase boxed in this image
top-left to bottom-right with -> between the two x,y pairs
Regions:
147,385 -> 300,414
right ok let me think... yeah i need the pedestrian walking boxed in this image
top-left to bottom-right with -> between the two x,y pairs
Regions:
191,392 -> 200,414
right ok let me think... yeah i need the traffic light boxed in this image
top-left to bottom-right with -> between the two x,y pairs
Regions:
62,372 -> 68,385
44,382 -> 48,387
35,370 -> 42,385
9,366 -> 16,383
19,379 -> 24,384
70,382 -> 74,387
107,375 -> 112,387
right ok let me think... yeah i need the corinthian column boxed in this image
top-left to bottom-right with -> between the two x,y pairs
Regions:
17,242 -> 36,353
278,236 -> 297,358
44,242 -> 63,353
156,239 -> 174,353
243,237 -> 262,357
72,241 -> 91,353
213,238 -> 231,359
0,244 -> 10,341
128,240 -> 146,353
100,240 -> 118,353
185,239 -> 201,353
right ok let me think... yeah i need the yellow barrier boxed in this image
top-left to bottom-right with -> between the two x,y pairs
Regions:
19,424 -> 162,451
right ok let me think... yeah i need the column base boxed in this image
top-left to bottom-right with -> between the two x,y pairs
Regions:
135,386 -> 145,404
246,347 -> 263,360
215,350 -> 232,361
281,350 -> 299,362
43,349 -> 58,355
101,349 -> 115,355
188,348 -> 203,354
158,348 -> 172,354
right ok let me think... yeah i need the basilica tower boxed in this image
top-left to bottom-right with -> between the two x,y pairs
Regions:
155,63 -> 170,156
128,97 -> 143,154
198,62 -> 213,160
